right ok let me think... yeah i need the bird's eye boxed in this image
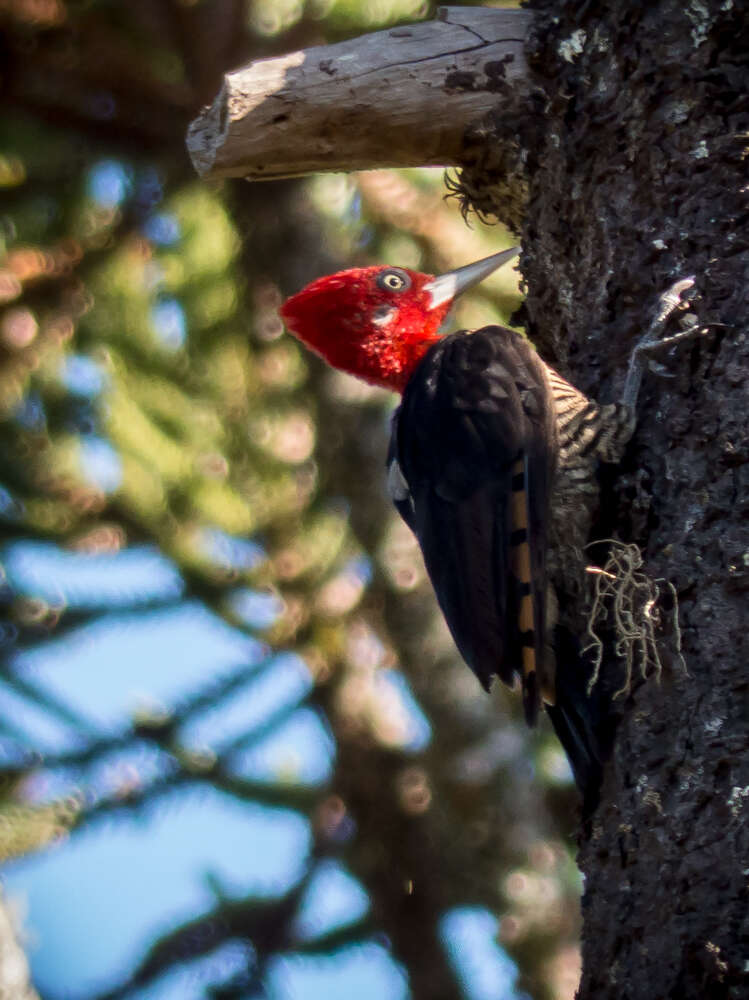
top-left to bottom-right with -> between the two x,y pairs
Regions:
376,268 -> 411,293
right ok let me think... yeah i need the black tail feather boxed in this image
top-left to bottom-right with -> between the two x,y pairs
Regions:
544,626 -> 620,815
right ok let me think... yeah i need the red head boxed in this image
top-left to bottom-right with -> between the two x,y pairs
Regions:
280,247 -> 519,393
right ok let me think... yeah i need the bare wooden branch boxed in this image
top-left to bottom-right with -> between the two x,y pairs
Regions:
186,6 -> 532,181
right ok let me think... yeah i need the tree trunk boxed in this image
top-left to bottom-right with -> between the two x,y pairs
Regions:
514,2 -> 749,996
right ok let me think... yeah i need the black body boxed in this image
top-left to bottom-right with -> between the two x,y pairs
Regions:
387,325 -> 607,798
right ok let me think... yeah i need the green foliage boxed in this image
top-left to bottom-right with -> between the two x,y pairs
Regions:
0,3 -> 578,999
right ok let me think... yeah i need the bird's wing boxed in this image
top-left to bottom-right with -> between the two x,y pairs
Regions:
388,325 -> 558,724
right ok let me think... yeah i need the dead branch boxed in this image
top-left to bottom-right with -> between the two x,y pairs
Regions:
186,6 -> 532,181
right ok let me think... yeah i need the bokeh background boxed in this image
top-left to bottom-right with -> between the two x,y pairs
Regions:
0,2 -> 583,998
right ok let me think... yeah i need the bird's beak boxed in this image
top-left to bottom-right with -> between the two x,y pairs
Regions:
423,246 -> 520,310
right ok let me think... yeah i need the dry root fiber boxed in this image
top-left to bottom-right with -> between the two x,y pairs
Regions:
584,540 -> 686,698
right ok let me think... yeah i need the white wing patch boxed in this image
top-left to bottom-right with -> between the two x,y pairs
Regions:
387,457 -> 411,503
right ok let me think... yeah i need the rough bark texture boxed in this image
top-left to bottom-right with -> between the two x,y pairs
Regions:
187,6 -> 531,194
508,2 -> 749,997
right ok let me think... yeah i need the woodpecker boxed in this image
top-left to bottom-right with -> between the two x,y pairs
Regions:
280,249 -> 692,796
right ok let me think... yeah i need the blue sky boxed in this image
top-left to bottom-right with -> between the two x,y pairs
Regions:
1,540 -> 519,999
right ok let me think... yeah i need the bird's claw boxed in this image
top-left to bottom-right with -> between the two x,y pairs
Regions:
621,276 -> 699,410
655,276 -> 695,319
635,323 -> 709,359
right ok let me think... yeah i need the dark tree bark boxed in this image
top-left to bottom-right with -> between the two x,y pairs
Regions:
513,2 -> 749,997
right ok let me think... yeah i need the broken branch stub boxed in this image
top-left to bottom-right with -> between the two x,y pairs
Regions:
186,6 -> 532,181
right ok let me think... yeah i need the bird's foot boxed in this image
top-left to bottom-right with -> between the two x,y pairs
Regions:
621,277 -> 701,409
